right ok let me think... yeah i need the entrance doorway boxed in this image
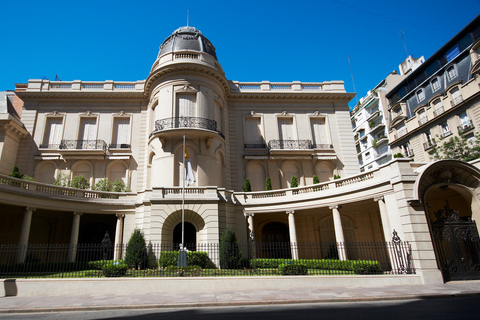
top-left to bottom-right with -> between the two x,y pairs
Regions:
261,222 -> 291,259
173,222 -> 196,251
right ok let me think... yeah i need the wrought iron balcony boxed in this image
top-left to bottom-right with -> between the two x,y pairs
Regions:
312,144 -> 334,149
423,141 -> 436,151
151,117 -> 224,138
458,121 -> 474,135
59,140 -> 107,152
268,140 -> 312,150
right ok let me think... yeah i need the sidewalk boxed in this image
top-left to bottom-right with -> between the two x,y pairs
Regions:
1,280 -> 480,313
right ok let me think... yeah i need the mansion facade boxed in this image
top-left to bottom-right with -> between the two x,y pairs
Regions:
1,24 -> 480,284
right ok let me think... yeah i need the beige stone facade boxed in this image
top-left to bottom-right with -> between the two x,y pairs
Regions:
1,25 -> 480,284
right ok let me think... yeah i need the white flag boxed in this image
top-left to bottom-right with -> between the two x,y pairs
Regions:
185,146 -> 195,186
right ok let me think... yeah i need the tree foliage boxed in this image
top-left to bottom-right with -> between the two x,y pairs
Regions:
290,176 -> 298,188
219,228 -> 242,269
70,175 -> 90,189
313,175 -> 319,184
265,177 -> 272,191
431,133 -> 480,162
124,229 -> 148,270
242,178 -> 251,192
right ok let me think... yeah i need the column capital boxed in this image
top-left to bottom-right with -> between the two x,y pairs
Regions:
73,212 -> 83,216
286,210 -> 295,215
244,212 -> 254,217
25,207 -> 36,212
374,196 -> 384,202
329,205 -> 339,210
116,213 -> 126,219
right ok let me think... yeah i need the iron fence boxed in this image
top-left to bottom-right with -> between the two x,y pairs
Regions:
0,241 -> 414,278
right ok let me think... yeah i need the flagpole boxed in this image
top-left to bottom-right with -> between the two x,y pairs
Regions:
182,134 -> 185,248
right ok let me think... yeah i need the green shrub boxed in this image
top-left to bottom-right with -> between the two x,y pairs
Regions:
112,179 -> 127,192
10,166 -> 23,179
54,171 -> 70,187
87,260 -> 122,270
94,179 -> 113,191
333,174 -> 341,180
71,175 -> 90,189
393,153 -> 404,158
158,251 -> 211,268
124,229 -> 148,269
219,228 -> 242,269
242,178 -> 251,192
290,176 -> 298,188
353,260 -> 382,274
313,175 -> 319,184
265,177 -> 272,191
102,261 -> 128,277
279,262 -> 308,275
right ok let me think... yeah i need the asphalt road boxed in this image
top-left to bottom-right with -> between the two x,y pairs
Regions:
1,296 -> 479,320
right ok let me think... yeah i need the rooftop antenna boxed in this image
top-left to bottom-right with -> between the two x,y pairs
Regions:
347,54 -> 358,105
187,10 -> 189,26
399,30 -> 409,56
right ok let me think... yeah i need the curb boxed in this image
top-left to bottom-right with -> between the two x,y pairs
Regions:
1,291 -> 480,314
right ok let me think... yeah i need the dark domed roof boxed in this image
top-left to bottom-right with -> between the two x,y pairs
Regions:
158,26 -> 217,60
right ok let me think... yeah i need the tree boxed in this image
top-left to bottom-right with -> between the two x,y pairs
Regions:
94,178 -> 113,191
242,178 -> 251,192
10,166 -> 23,179
219,228 -> 242,269
290,176 -> 298,188
313,175 -> 319,184
431,133 -> 480,162
124,229 -> 148,270
112,179 -> 127,192
54,171 -> 70,187
265,177 -> 272,190
70,175 -> 90,189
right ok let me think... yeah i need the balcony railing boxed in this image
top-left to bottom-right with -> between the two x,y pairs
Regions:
60,140 -> 107,152
458,120 -> 474,135
312,144 -> 334,149
405,149 -> 414,157
418,116 -> 428,126
433,107 -> 445,117
268,140 -> 312,150
423,141 -> 436,151
451,95 -> 464,107
151,117 -> 224,138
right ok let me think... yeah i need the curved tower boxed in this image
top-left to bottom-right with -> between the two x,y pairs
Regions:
145,26 -> 229,188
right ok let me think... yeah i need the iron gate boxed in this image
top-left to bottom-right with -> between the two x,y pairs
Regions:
431,207 -> 480,281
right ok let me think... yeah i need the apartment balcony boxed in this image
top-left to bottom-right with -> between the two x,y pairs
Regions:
394,128 -> 408,140
150,117 -> 224,139
418,116 -> 428,126
451,95 -> 464,107
369,123 -> 385,134
441,130 -> 452,138
366,110 -> 381,122
433,107 -> 445,117
405,149 -> 414,158
108,144 -> 131,150
458,120 -> 475,135
268,139 -> 312,150
423,141 -> 436,151
40,140 -> 108,154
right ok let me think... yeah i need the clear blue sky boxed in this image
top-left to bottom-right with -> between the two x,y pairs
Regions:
1,0 -> 478,107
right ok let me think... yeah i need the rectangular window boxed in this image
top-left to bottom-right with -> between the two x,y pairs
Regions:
446,45 -> 460,62
416,89 -> 425,102
311,118 -> 328,146
79,117 -> 97,141
447,66 -> 457,80
441,122 -> 451,137
278,118 -> 294,140
112,118 -> 131,147
177,93 -> 196,117
43,118 -> 63,148
431,78 -> 440,92
244,117 -> 264,147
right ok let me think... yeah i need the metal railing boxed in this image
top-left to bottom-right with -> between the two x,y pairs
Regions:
108,144 -> 131,149
267,140 -> 333,150
60,140 -> 107,152
458,120 -> 474,135
0,240 -> 415,278
151,117 -> 224,138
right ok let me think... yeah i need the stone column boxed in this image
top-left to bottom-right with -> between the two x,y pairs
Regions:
17,207 -> 36,263
244,212 -> 256,259
114,214 -> 125,260
329,205 -> 347,260
374,196 -> 392,241
68,212 -> 83,263
286,210 -> 299,260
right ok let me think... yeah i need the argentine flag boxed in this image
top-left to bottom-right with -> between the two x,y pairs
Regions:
185,146 -> 195,186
